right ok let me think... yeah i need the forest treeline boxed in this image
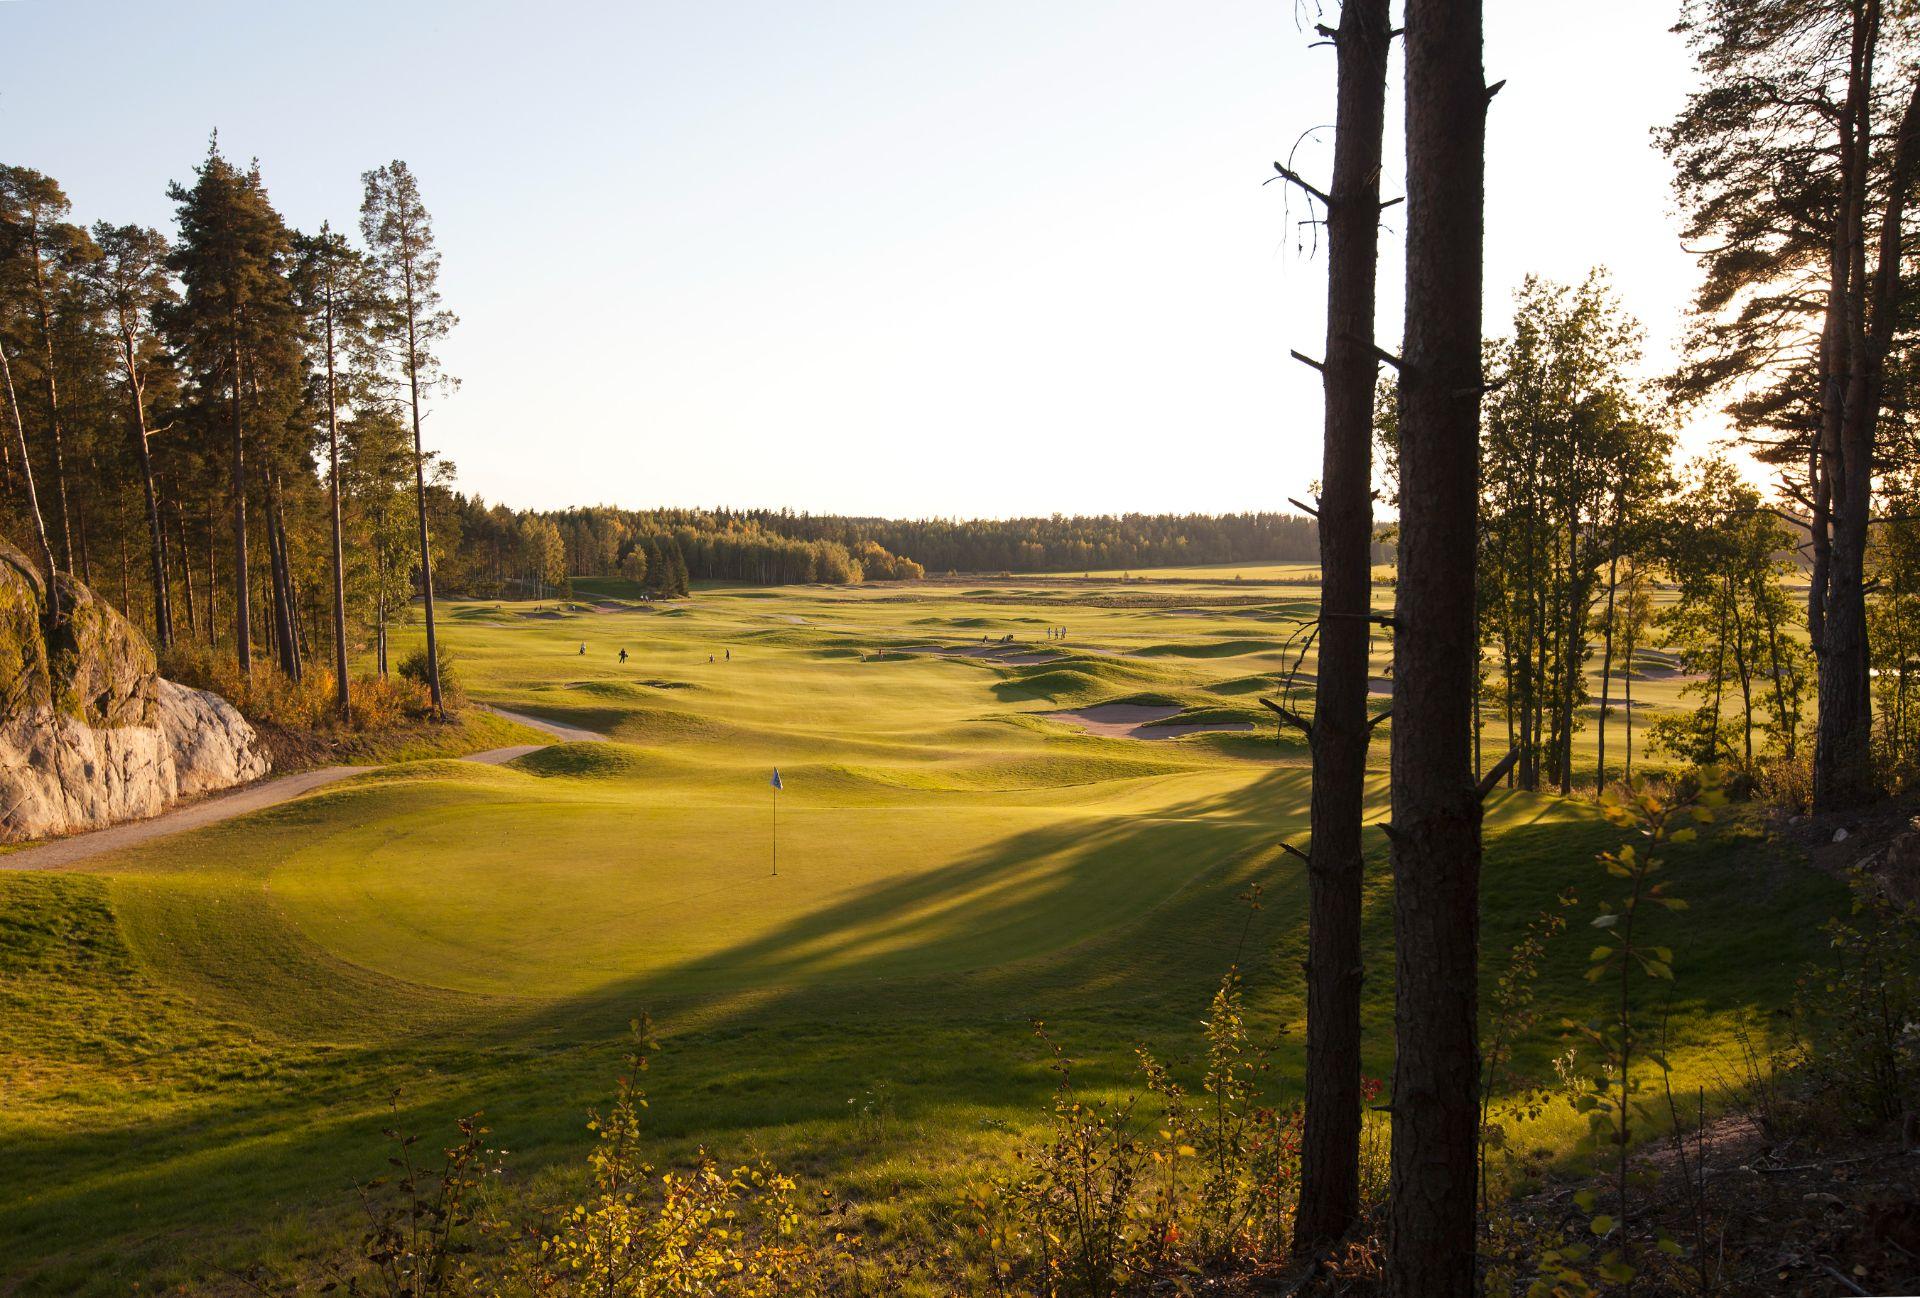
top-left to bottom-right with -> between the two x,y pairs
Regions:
536,505 -> 1322,582
0,148 -> 1331,716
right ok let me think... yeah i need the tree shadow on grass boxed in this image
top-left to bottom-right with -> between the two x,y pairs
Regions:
4,770 -> 1843,1296
1,767 -> 1318,1290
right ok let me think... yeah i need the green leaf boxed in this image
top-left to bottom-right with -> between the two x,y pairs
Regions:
1590,1213 -> 1617,1235
1589,945 -> 1614,961
1657,1237 -> 1684,1257
1573,1189 -> 1598,1212
1670,827 -> 1697,844
1591,913 -> 1620,929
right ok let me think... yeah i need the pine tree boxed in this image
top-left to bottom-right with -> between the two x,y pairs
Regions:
361,161 -> 458,716
0,166 -> 90,576
84,223 -> 178,648
163,141 -> 300,676
1277,0 -> 1392,1251
1389,0 -> 1490,1291
1663,0 -> 1920,808
294,224 -> 374,718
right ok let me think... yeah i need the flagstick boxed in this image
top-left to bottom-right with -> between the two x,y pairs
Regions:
771,782 -> 778,877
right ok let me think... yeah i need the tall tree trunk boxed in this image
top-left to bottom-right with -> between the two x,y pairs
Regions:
1388,1 -> 1487,1293
263,465 -> 300,680
206,508 -> 219,648
75,509 -> 91,585
403,269 -> 444,715
1597,545 -> 1618,792
176,495 -> 197,643
323,277 -> 351,720
1761,579 -> 1795,760
1,346 -> 61,623
376,524 -> 390,677
121,332 -> 172,649
26,221 -> 75,573
1815,25 -> 1920,809
1624,613 -> 1637,779
1294,0 -> 1390,1253
229,327 -> 251,675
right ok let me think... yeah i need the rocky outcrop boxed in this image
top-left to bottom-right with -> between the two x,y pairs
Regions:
0,541 -> 269,843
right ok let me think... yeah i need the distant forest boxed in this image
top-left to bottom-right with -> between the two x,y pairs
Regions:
523,505 -> 1323,588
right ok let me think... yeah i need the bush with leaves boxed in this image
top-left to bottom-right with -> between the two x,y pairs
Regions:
1789,868 -> 1920,1132
397,643 -> 462,708
975,971 -> 1384,1296
1555,773 -> 1720,1294
508,1022 -> 854,1296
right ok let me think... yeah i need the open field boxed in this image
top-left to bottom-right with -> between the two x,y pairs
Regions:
0,573 -> 1841,1292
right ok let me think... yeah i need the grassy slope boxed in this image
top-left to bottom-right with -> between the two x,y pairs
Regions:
0,577 -> 1841,1293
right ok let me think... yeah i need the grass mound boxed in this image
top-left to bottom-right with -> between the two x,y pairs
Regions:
990,656 -> 1180,705
512,741 -> 669,781
1207,674 -> 1275,696
1132,638 -> 1281,659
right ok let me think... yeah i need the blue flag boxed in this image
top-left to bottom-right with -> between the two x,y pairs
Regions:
770,768 -> 783,791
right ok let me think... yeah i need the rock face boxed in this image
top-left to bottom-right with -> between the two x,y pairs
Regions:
0,541 -> 269,843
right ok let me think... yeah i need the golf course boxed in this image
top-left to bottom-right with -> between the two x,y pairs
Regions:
0,569 -> 1842,1293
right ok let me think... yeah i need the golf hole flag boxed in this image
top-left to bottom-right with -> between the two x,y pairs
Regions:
769,769 -> 782,875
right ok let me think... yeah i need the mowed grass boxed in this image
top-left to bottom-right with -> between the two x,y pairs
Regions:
0,574 -> 1842,1293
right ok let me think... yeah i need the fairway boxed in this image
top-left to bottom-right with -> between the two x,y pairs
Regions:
0,574 -> 1841,1294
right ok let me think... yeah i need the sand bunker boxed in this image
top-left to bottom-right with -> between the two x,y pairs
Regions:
1046,703 -> 1255,741
1369,675 -> 1393,696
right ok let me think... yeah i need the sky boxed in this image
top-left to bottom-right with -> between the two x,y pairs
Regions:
2,0 -> 1709,520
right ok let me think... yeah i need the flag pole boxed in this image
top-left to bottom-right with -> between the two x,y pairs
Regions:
771,779 -> 778,877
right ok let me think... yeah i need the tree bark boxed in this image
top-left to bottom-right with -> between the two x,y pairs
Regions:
25,215 -> 76,574
1388,2 -> 1487,1294
263,464 -> 300,680
1814,21 -> 1920,810
119,327 -> 172,649
323,266 -> 350,720
1,346 -> 60,623
1596,538 -> 1619,792
175,493 -> 197,642
402,258 -> 444,715
1294,0 -> 1390,1253
229,325 -> 251,675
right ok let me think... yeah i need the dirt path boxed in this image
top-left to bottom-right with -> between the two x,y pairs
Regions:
0,704 -> 604,873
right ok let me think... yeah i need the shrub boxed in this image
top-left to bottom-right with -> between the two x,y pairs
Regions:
1758,749 -> 1814,815
257,1022 -> 858,1295
1789,868 -> 1920,1130
512,1022 -> 851,1295
161,643 -> 434,732
976,972 -> 1383,1295
397,643 -> 463,707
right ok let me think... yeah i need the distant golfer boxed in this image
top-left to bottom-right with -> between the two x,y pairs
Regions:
579,643 -> 586,655
725,648 -> 731,661
618,648 -> 628,664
